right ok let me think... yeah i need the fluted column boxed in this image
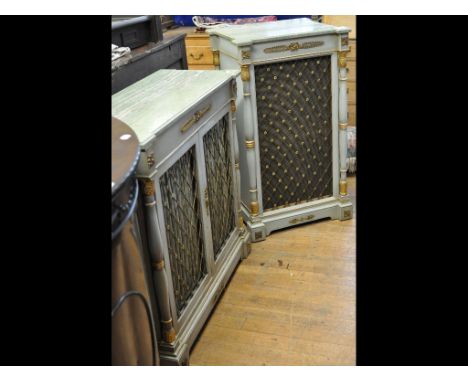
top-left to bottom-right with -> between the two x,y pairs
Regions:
140,177 -> 176,344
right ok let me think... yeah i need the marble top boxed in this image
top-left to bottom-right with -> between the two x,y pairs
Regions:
112,69 -> 239,145
208,18 -> 350,46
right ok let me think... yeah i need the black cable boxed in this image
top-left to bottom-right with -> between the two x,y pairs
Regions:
111,290 -> 158,366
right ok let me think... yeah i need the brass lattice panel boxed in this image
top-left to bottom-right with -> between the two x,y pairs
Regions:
160,146 -> 206,317
254,55 -> 333,211
203,115 -> 236,260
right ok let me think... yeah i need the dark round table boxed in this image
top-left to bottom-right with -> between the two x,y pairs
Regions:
112,116 -> 140,240
111,117 -> 158,365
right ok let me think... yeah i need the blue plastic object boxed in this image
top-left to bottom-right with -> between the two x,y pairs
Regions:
172,15 -> 308,26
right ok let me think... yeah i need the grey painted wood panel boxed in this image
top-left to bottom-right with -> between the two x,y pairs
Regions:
112,69 -> 250,365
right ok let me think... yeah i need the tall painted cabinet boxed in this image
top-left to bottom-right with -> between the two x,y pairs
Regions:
209,18 -> 353,242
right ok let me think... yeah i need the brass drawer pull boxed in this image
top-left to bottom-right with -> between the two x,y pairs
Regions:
190,52 -> 204,60
180,105 -> 211,133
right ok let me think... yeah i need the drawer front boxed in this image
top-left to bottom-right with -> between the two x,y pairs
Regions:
255,54 -> 334,211
347,81 -> 356,104
185,35 -> 211,47
348,103 -> 356,126
188,64 -> 216,70
203,114 -> 236,260
159,145 -> 207,317
186,46 -> 214,65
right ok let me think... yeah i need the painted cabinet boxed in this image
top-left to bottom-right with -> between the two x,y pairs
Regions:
209,18 -> 353,242
112,70 -> 250,365
322,16 -> 356,126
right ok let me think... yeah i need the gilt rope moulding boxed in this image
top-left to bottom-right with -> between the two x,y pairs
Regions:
209,18 -> 353,242
112,69 -> 250,365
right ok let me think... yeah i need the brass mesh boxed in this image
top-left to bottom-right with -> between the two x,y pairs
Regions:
160,146 -> 206,317
203,115 -> 236,260
254,55 -> 333,210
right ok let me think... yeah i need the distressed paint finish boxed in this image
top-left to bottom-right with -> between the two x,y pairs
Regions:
229,81 -> 251,258
112,69 -> 250,365
240,64 -> 260,219
112,70 -> 240,146
140,177 -> 176,344
208,19 -> 353,240
208,18 -> 339,46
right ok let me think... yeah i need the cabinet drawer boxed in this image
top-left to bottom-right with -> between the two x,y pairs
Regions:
185,34 -> 211,47
346,61 -> 356,82
347,81 -> 356,104
188,64 -> 216,70
186,46 -> 214,65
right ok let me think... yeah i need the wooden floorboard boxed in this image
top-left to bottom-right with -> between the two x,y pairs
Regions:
189,175 -> 356,365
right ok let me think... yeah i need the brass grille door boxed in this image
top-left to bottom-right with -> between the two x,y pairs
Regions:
159,146 -> 207,317
255,55 -> 333,210
203,115 -> 236,260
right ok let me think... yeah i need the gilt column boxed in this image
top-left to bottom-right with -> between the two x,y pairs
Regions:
338,44 -> 349,199
240,49 -> 260,219
230,81 -> 242,228
230,78 -> 249,256
140,177 -> 176,344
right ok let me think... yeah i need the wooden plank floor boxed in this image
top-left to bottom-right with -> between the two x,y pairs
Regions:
190,176 -> 356,365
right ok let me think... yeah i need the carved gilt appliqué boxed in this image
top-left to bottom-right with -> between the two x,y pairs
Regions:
263,41 -> 324,54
